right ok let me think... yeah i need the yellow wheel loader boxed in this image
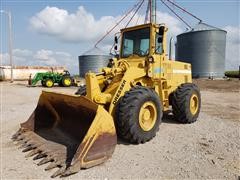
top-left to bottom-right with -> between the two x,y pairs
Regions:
12,23 -> 201,177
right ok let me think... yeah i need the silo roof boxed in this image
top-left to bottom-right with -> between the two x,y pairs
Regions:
192,22 -> 220,31
189,22 -> 226,32
178,22 -> 227,36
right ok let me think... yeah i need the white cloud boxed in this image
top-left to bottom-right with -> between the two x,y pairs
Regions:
0,53 -> 10,65
29,6 -> 184,45
30,6 -> 118,43
34,49 -> 57,65
34,49 -> 53,60
224,26 -> 240,70
0,50 -> 30,65
156,11 -> 183,36
0,49 -> 77,72
17,5 -> 240,73
13,49 -> 33,57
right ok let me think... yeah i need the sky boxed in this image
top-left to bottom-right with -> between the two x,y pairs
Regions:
0,0 -> 239,73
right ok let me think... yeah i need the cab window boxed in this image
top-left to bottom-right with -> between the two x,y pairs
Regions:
122,27 -> 150,58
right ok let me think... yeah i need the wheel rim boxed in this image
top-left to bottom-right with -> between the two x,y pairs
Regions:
190,94 -> 199,115
64,78 -> 71,86
139,101 -> 157,131
46,80 -> 53,87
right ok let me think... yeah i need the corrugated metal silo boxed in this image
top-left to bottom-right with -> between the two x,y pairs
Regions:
176,23 -> 227,78
79,48 -> 111,77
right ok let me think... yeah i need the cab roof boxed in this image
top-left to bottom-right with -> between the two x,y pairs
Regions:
120,23 -> 163,33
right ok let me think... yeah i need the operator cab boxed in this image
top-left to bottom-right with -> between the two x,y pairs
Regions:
122,27 -> 150,58
116,23 -> 166,59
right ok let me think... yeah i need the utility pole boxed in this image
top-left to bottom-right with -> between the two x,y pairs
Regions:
145,0 -> 156,24
1,10 -> 13,82
150,0 -> 156,23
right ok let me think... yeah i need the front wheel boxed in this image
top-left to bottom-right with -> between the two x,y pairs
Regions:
172,83 -> 201,123
116,86 -> 163,144
62,76 -> 72,87
45,79 -> 54,88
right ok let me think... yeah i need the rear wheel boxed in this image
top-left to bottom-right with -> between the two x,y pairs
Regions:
116,86 -> 162,144
62,76 -> 72,87
45,79 -> 54,88
172,83 -> 201,123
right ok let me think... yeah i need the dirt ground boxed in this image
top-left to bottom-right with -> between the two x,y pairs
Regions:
1,79 -> 240,179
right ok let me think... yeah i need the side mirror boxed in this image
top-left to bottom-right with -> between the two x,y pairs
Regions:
114,45 -> 118,50
114,36 -> 118,44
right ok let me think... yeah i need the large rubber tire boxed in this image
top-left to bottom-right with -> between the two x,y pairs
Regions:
75,85 -> 86,95
116,86 -> 162,144
172,83 -> 201,123
61,76 -> 72,87
45,79 -> 54,88
41,80 -> 46,87
58,81 -> 63,87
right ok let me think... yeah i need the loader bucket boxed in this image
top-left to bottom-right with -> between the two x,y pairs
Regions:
12,91 -> 117,178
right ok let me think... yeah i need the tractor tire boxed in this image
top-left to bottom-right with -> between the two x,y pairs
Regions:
172,83 -> 201,123
75,85 -> 86,95
61,76 -> 72,87
58,81 -> 63,87
45,79 -> 54,88
116,86 -> 162,144
41,80 -> 46,87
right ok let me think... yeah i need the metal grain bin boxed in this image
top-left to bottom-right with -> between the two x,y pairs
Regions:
176,23 -> 227,78
79,48 -> 111,77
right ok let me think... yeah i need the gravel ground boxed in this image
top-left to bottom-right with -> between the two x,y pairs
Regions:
1,80 -> 240,179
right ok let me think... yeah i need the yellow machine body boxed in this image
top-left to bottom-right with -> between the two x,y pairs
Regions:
85,23 -> 192,114
13,23 -> 193,177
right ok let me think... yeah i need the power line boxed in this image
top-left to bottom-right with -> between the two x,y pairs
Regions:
94,0 -> 143,48
160,0 -> 192,29
165,0 -> 202,22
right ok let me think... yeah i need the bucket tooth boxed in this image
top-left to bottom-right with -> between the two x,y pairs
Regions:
51,166 -> 66,178
15,137 -> 24,142
12,132 -> 21,140
45,162 -> 59,171
20,142 -> 30,149
12,91 -> 117,178
25,149 -> 41,158
15,140 -> 25,146
22,146 -> 35,152
60,166 -> 79,177
37,157 -> 53,166
33,153 -> 47,160
15,134 -> 25,141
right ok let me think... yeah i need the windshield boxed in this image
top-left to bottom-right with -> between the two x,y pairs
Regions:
121,27 -> 150,58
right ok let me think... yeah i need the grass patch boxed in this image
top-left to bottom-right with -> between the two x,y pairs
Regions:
225,71 -> 240,78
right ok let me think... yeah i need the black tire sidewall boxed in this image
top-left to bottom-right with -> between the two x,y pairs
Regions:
41,80 -> 46,86
186,88 -> 201,121
134,93 -> 162,139
172,83 -> 201,123
117,86 -> 162,143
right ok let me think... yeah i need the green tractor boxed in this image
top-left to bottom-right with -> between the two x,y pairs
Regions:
28,70 -> 73,88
